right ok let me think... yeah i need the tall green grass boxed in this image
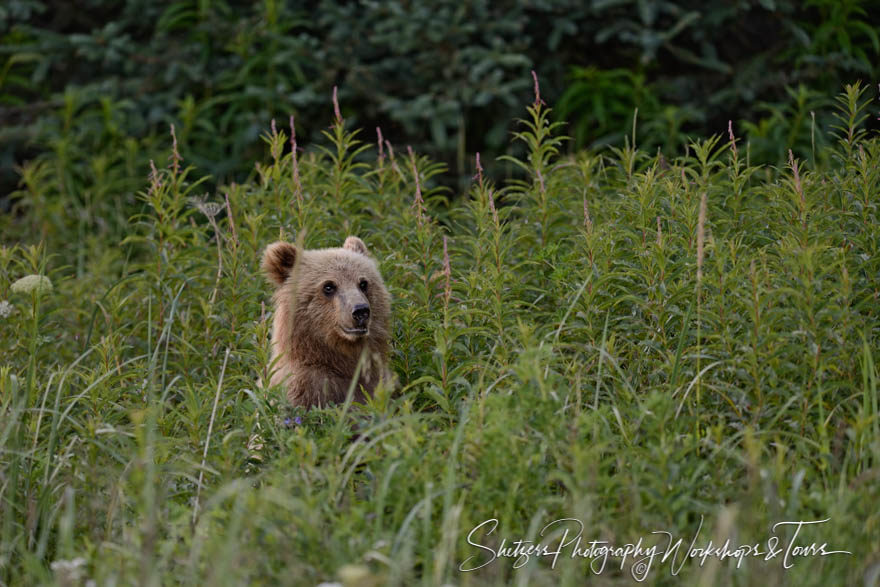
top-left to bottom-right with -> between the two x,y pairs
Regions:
0,82 -> 878,585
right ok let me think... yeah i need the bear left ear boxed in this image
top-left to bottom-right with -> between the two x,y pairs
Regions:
262,241 -> 298,287
343,236 -> 369,256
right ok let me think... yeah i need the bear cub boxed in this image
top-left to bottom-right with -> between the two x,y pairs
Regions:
261,236 -> 392,408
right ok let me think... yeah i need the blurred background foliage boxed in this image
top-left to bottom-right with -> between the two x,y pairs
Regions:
1,0 -> 879,228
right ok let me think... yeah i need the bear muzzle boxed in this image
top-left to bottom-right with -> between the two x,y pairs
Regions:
341,303 -> 370,337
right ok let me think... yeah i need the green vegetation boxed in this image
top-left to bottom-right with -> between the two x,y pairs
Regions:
1,78 -> 879,584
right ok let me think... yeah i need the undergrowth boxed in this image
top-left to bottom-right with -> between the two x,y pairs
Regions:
0,81 -> 878,586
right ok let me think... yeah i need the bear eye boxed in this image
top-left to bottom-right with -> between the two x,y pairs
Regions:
322,281 -> 337,296
359,279 -> 369,292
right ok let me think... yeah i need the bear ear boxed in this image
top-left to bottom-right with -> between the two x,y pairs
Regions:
343,236 -> 369,256
262,241 -> 298,287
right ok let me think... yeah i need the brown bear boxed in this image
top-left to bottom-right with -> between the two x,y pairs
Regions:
261,236 -> 392,408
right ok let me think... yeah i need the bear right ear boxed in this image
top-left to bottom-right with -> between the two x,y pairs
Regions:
262,241 -> 298,286
343,236 -> 369,256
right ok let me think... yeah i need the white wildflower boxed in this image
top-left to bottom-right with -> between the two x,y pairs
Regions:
0,300 -> 14,318
189,195 -> 223,218
337,564 -> 372,585
11,275 -> 53,295
50,557 -> 87,583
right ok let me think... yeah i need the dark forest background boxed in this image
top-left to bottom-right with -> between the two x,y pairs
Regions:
2,0 -> 879,210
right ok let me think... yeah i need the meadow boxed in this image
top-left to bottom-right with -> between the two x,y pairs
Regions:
1,81 -> 879,585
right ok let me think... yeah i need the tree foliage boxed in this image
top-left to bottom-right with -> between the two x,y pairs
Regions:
1,0 -> 878,197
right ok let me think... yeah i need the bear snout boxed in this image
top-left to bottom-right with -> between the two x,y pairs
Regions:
352,303 -> 370,328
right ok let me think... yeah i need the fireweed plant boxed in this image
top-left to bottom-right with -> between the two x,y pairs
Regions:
0,79 -> 879,585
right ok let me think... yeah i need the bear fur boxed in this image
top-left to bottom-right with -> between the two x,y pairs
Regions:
261,236 -> 392,408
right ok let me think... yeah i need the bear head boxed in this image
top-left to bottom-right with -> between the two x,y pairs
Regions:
261,236 -> 391,357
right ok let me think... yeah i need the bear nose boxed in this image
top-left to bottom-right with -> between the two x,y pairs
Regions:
352,304 -> 370,327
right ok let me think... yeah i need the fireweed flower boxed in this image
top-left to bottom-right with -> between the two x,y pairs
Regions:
11,275 -> 53,295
